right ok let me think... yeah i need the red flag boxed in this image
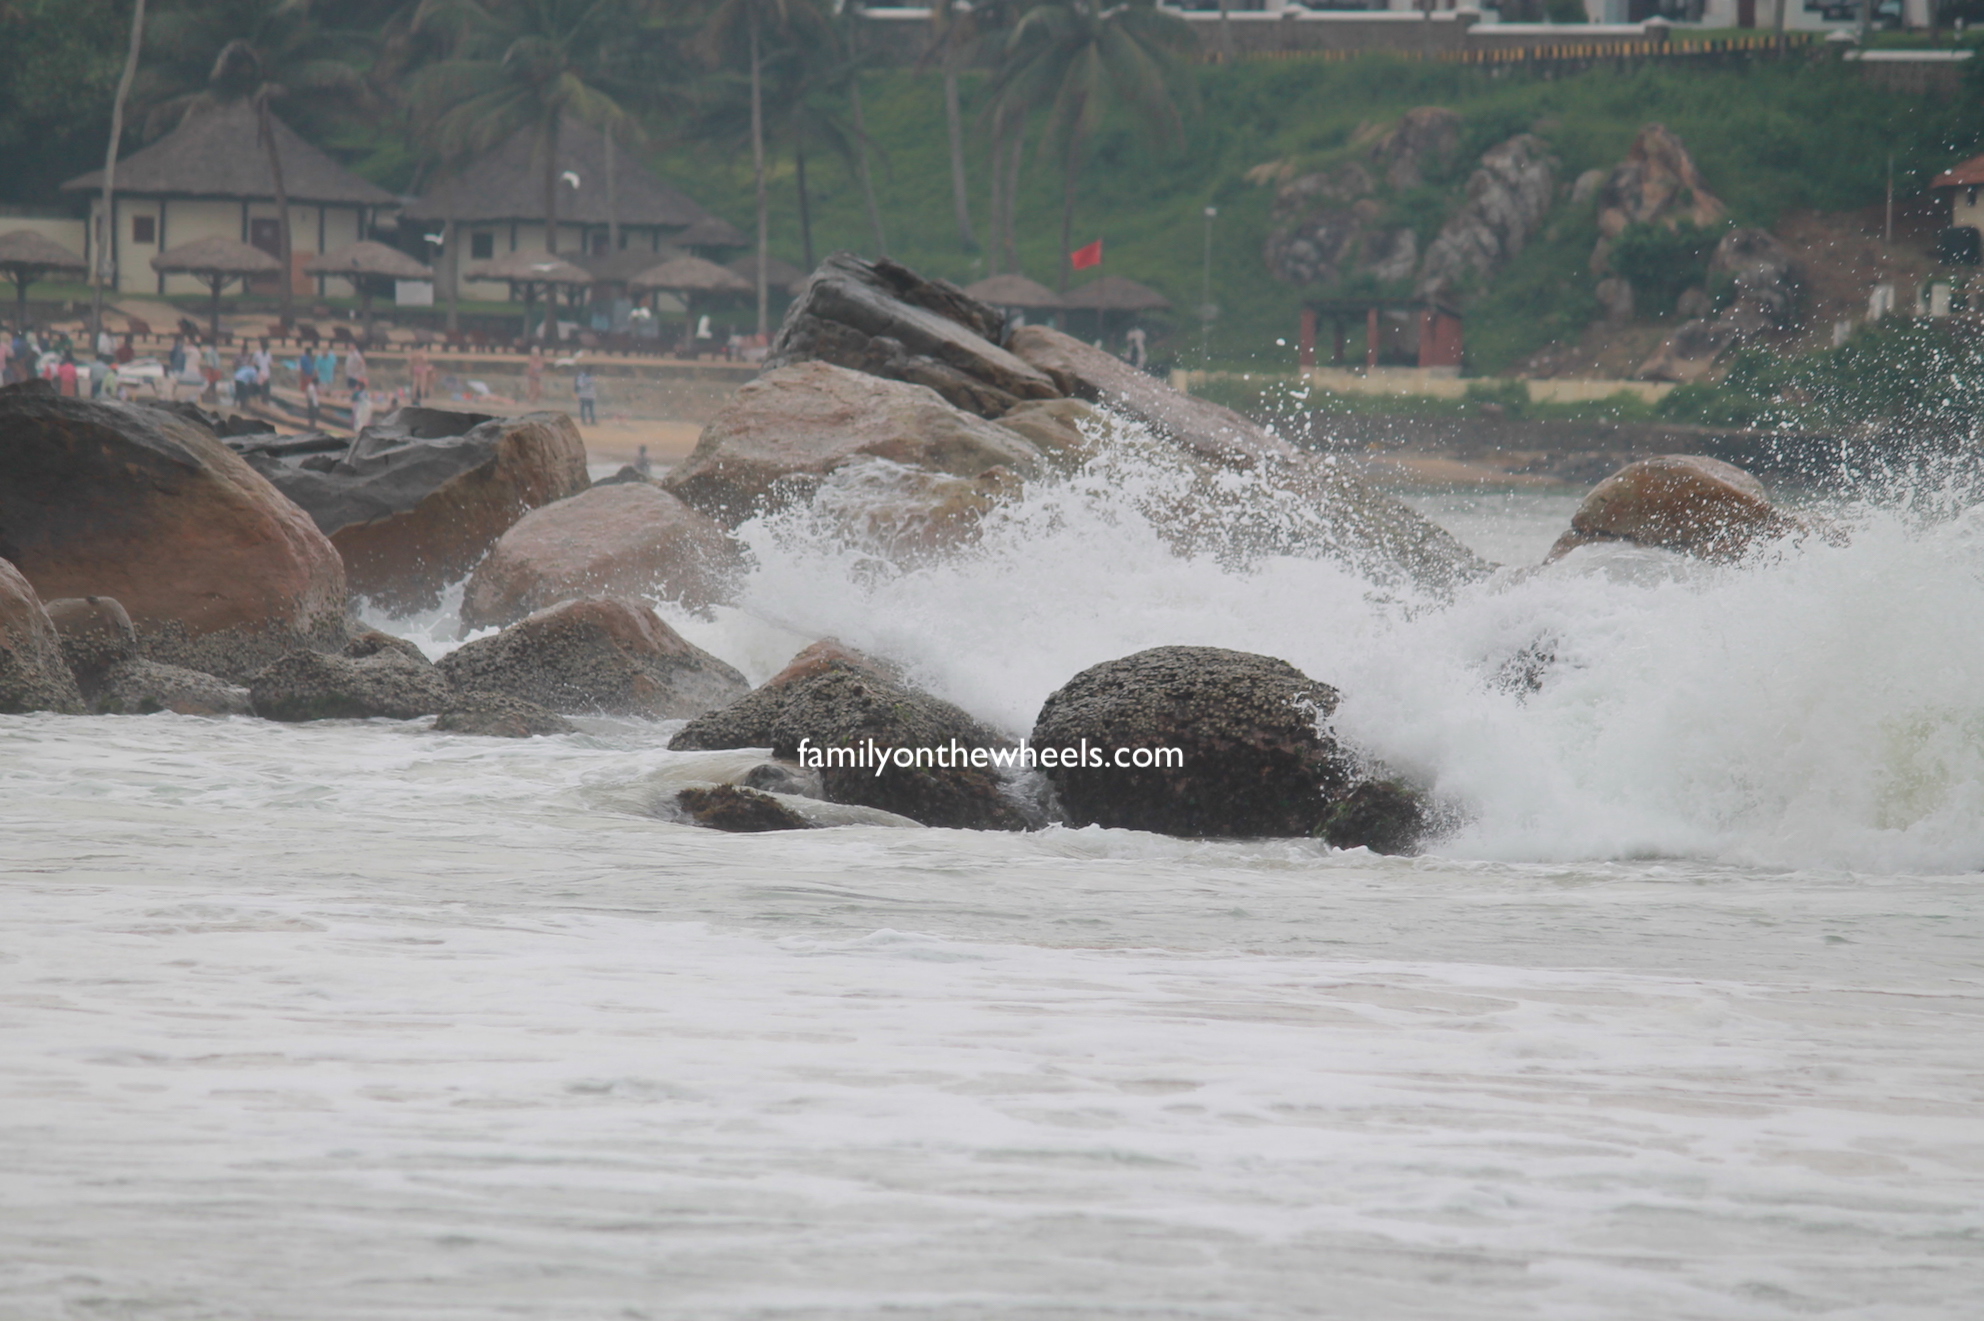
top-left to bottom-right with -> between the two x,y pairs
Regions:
1070,239 -> 1103,270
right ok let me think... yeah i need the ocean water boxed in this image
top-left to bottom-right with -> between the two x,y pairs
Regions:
4,451 -> 1983,1319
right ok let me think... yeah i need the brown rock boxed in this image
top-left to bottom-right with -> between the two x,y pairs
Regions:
812,459 -> 1024,561
664,361 -> 1045,526
43,596 -> 139,693
0,391 -> 348,681
95,658 -> 252,717
674,783 -> 815,833
0,556 -> 85,714
1546,455 -> 1795,562
437,597 -> 749,719
1595,124 -> 1727,240
1008,325 -> 1296,470
250,408 -> 590,611
460,482 -> 744,630
994,398 -> 1114,472
431,691 -> 576,737
670,637 -> 904,750
249,647 -> 452,722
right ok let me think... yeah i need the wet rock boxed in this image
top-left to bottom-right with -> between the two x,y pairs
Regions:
43,595 -> 138,694
95,658 -> 252,717
764,253 -> 1060,417
1030,646 -> 1354,838
663,361 -> 1044,527
668,638 -> 910,750
741,761 -> 822,798
431,691 -> 576,737
343,628 -> 429,664
250,648 -> 451,722
994,398 -> 1114,472
0,556 -> 85,714
674,783 -> 815,833
0,391 -> 347,681
1321,780 -> 1429,855
247,407 -> 589,611
1416,134 -> 1557,299
1594,123 -> 1727,240
1546,455 -> 1796,563
461,482 -> 744,630
809,458 -> 1024,561
437,597 -> 748,719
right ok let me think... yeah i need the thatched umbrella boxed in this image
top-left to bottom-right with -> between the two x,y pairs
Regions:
305,240 -> 433,343
962,273 -> 1065,312
631,255 -> 751,351
461,248 -> 593,341
0,230 -> 86,333
151,236 -> 283,342
726,252 -> 808,297
676,215 -> 748,251
1060,275 -> 1171,312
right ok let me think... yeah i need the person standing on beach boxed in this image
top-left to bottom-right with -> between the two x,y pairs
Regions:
345,344 -> 367,397
408,345 -> 430,404
526,345 -> 545,403
352,385 -> 373,432
0,333 -> 12,385
201,342 -> 222,401
56,353 -> 77,396
298,344 -> 316,398
634,444 -> 651,477
303,368 -> 320,427
574,366 -> 597,425
252,340 -> 273,403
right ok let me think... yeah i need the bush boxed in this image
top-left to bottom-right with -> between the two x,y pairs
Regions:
1545,0 -> 1588,21
1609,221 -> 1726,316
1464,378 -> 1531,417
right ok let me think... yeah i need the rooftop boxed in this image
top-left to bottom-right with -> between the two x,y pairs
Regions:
64,101 -> 396,207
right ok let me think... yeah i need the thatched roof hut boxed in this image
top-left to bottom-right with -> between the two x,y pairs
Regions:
461,250 -> 593,286
0,229 -> 87,330
151,236 -> 284,340
65,101 -> 395,206
1061,276 -> 1171,312
631,255 -> 752,294
962,273 -> 1064,309
678,215 -> 748,249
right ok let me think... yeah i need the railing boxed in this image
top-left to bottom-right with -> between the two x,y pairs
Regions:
1233,30 -> 1815,63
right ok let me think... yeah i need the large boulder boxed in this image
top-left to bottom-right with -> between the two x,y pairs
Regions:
0,557 -> 85,714
431,691 -> 576,738
95,658 -> 252,717
1008,325 -> 1296,470
245,407 -> 589,611
461,481 -> 744,630
671,639 -> 1022,831
437,596 -> 748,719
809,458 -> 1026,561
764,253 -> 1061,417
1415,134 -> 1557,299
663,361 -> 1045,527
42,595 -> 139,695
1029,646 -> 1354,838
1545,455 -> 1796,563
1594,123 -> 1727,240
0,388 -> 348,681
249,645 -> 452,721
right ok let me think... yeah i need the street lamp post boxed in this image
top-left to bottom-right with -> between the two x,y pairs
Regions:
1200,205 -> 1217,367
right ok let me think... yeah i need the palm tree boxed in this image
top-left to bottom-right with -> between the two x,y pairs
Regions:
921,0 -> 981,252
89,0 -> 148,348
409,0 -> 640,265
138,0 -> 373,330
838,0 -> 887,257
987,0 -> 1194,290
700,0 -> 834,337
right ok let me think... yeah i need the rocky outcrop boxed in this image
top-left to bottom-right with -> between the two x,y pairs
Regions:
247,408 -> 589,611
0,389 -> 348,681
431,691 -> 576,737
992,398 -> 1112,472
1029,646 -> 1353,838
1545,455 -> 1797,563
1007,325 -> 1295,469
1416,134 -> 1557,299
810,459 -> 1025,561
1373,107 -> 1462,191
437,597 -> 748,719
1595,124 -> 1727,240
95,659 -> 252,717
670,640 -> 1020,831
42,595 -> 138,695
764,254 -> 1060,418
1320,780 -> 1429,855
674,783 -> 815,832
461,482 -> 744,630
0,557 -> 85,714
1636,228 -> 1801,382
664,361 -> 1045,527
249,645 -> 452,722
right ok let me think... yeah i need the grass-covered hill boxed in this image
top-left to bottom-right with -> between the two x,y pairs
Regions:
645,53 -> 1981,373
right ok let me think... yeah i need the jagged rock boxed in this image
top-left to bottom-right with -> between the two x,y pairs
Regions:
1416,134 -> 1557,298
1263,109 -> 1460,287
1030,646 -> 1354,838
1321,780 -> 1429,855
1570,167 -> 1607,205
43,596 -> 138,694
431,691 -> 576,737
0,389 -> 348,681
810,458 -> 1025,561
663,361 -> 1045,527
1545,455 -> 1797,563
1596,276 -> 1636,323
674,783 -> 815,833
0,556 -> 85,715
1595,123 -> 1727,240
1636,318 -> 1744,383
994,398 -> 1113,472
1709,227 -> 1801,329
437,597 -> 748,719
461,482 -> 744,630
764,254 -> 1060,417
246,407 -> 589,611
95,658 -> 252,717
1675,286 -> 1713,318
343,628 -> 429,664
250,647 -> 452,722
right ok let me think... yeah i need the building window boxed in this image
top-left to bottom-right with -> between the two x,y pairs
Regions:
471,231 -> 495,260
132,215 -> 155,244
1970,188 -> 1979,209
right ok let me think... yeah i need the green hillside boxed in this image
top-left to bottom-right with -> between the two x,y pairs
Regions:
642,54 -> 1981,374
